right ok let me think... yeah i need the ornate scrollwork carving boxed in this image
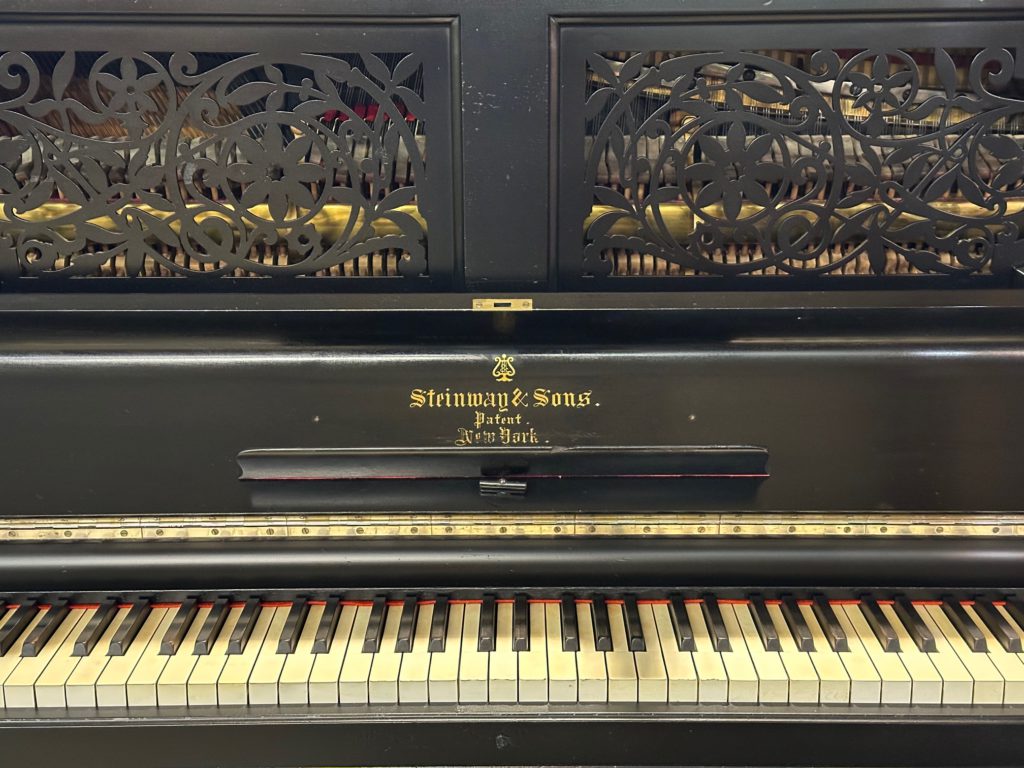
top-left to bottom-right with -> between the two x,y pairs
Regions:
584,48 -> 1024,279
0,50 -> 428,280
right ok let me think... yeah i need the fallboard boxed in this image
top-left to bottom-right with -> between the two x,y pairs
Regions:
2,330 -> 1023,516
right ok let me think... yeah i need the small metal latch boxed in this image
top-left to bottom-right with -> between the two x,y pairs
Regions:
479,477 -> 528,497
472,298 -> 533,312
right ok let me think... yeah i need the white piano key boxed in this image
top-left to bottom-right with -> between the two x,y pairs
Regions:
278,602 -> 325,705
518,602 -> 548,703
606,602 -> 638,702
923,603 -> 1003,705
187,605 -> 243,707
715,602 -> 759,704
368,602 -> 403,704
309,603 -> 357,705
125,607 -> 179,707
997,604 -> 1024,685
339,605 -> 374,704
575,602 -> 608,703
730,602 -> 788,704
157,606 -> 214,708
5,608 -> 86,708
96,607 -> 170,707
217,605 -> 276,706
545,602 -> 577,703
246,606 -> 290,705
35,606 -> 101,708
839,603 -> 910,705
634,603 -> 667,702
765,602 -> 819,704
428,602 -> 463,703
877,602 -> 942,705
0,606 -> 47,707
398,602 -> 433,703
66,606 -> 132,708
908,603 -> 972,705
652,603 -> 697,703
795,602 -> 850,705
803,603 -> 879,703
458,603 -> 489,703
684,601 -> 728,703
963,603 -> 1024,704
487,601 -> 517,703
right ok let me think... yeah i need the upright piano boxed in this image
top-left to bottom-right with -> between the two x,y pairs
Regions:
2,0 -> 1024,765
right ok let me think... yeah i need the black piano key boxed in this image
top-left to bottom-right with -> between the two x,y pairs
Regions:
160,598 -> 199,656
560,594 -> 579,652
893,596 -> 936,653
779,596 -> 814,652
749,595 -> 781,652
668,595 -> 696,652
622,595 -> 645,652
973,600 -> 1021,653
362,596 -> 387,654
73,598 -> 118,657
226,597 -> 259,655
22,599 -> 69,657
591,596 -> 612,652
0,602 -> 37,656
811,596 -> 848,653
478,595 -> 496,652
941,598 -> 986,652
512,594 -> 529,652
395,595 -> 419,653
860,598 -> 899,653
313,597 -> 341,654
278,597 -> 309,654
1004,597 -> 1024,635
195,597 -> 230,655
428,597 -> 449,653
108,598 -> 151,656
700,596 -> 730,652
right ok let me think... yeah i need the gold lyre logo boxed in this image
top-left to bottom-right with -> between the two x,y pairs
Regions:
492,354 -> 516,383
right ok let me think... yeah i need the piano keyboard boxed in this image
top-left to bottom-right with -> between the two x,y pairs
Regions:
1,593 -> 1024,709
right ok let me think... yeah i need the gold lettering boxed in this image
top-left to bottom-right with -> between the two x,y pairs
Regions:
531,388 -> 594,408
500,427 -> 539,445
409,386 -> 593,410
474,411 -> 524,427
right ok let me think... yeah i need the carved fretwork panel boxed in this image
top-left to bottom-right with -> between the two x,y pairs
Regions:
0,37 -> 453,287
563,38 -> 1024,285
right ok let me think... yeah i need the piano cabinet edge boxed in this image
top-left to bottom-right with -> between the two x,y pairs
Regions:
0,706 -> 1023,768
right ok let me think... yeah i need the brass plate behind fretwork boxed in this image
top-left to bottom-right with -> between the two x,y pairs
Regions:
0,513 -> 1020,541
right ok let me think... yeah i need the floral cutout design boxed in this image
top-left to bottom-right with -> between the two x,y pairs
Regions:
582,47 -> 1024,279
